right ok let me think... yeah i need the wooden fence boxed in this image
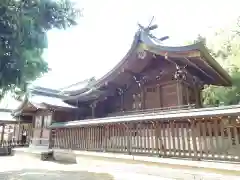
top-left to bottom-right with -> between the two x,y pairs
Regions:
51,117 -> 240,161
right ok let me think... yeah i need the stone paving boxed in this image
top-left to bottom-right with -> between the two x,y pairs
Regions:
0,155 -> 239,180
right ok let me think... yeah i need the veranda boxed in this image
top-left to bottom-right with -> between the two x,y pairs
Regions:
50,105 -> 240,162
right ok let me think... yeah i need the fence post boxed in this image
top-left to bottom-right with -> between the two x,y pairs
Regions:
190,120 -> 198,160
154,121 -> 160,156
103,125 -> 109,152
125,123 -> 132,155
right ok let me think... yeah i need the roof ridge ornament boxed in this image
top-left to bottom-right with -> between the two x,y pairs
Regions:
138,16 -> 157,32
138,16 -> 169,42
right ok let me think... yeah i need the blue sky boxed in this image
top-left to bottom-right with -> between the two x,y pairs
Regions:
33,0 -> 240,89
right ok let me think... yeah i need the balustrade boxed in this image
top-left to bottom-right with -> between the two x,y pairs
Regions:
51,116 -> 240,161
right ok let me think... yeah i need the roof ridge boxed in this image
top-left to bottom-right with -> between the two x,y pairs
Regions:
59,77 -> 96,90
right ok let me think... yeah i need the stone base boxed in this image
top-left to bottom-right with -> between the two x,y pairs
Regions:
0,147 -> 12,156
13,147 -> 53,161
53,150 -> 77,163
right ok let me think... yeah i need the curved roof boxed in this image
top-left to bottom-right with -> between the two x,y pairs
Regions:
0,109 -> 16,124
138,31 -> 231,86
13,86 -> 77,115
65,26 -> 232,101
60,77 -> 96,95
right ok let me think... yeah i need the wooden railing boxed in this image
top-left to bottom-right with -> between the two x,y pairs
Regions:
107,104 -> 196,117
52,116 -> 240,162
1,140 -> 29,148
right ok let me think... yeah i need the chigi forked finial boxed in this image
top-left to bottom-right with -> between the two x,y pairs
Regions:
137,16 -> 169,42
138,16 -> 158,32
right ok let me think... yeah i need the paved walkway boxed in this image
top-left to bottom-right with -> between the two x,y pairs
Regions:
0,155 -> 240,180
71,150 -> 240,173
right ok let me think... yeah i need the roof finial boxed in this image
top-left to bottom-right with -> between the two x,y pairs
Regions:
138,16 -> 158,32
138,16 -> 169,42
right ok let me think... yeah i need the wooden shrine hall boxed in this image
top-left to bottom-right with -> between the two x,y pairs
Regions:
14,24 -> 240,161
12,85 -> 78,148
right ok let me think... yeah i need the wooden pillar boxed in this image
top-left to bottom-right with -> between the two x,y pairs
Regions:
199,90 -> 202,107
17,117 -> 21,141
48,113 -> 54,149
186,85 -> 190,105
1,124 -> 5,145
157,84 -> 161,108
117,87 -> 125,111
121,90 -> 124,111
197,85 -> 204,108
176,81 -> 183,106
193,85 -> 199,107
39,114 -> 45,145
141,86 -> 145,109
90,101 -> 97,118
29,115 -> 35,145
13,124 -> 16,140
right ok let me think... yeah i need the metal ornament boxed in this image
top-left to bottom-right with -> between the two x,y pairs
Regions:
133,75 -> 148,88
137,50 -> 147,59
174,65 -> 187,81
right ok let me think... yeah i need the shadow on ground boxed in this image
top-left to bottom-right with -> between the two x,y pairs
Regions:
0,169 -> 114,180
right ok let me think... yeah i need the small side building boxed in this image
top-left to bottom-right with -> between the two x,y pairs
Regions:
0,108 -> 17,145
12,85 -> 78,148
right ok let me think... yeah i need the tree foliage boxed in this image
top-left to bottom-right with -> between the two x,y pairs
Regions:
193,29 -> 240,106
0,0 -> 80,98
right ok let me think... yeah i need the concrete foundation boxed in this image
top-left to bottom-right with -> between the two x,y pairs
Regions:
53,150 -> 77,163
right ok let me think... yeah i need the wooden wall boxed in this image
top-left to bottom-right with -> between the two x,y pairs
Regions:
108,67 -> 202,113
53,110 -> 77,122
30,109 -> 77,147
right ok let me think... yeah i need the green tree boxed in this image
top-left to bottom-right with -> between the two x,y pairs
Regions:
193,31 -> 240,106
0,0 -> 80,98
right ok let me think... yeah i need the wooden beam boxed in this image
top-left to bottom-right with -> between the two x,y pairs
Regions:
153,50 -> 201,59
102,82 -> 119,89
184,58 -> 215,81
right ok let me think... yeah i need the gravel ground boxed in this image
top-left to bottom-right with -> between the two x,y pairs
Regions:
0,156 -> 239,180
0,170 -> 113,180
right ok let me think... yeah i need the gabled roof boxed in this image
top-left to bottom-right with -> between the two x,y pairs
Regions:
59,77 -> 96,96
0,109 -> 16,124
138,31 -> 231,86
28,94 -> 76,109
64,25 -> 231,102
30,85 -> 60,94
29,85 -> 65,98
13,86 -> 77,115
